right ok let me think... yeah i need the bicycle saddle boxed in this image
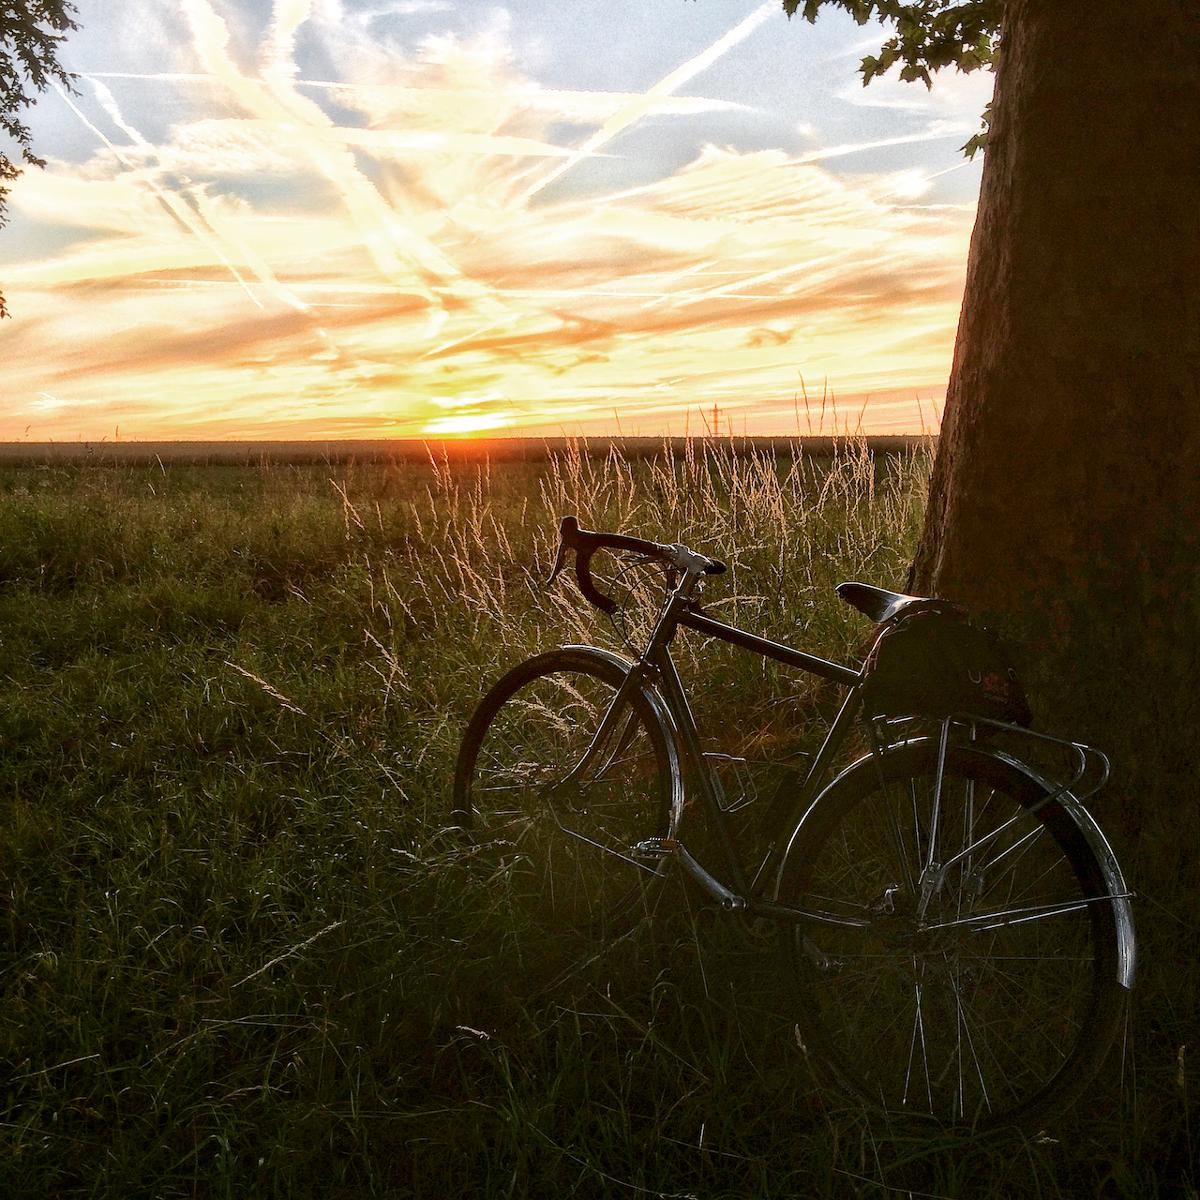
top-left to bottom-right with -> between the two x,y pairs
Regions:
835,581 -> 931,624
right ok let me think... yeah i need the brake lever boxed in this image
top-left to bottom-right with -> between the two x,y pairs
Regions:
545,515 -> 579,586
546,537 -> 569,586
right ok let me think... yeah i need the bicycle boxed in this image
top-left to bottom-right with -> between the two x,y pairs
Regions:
452,515 -> 1136,1133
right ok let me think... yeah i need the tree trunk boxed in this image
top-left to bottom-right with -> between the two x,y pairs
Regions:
910,0 -> 1200,870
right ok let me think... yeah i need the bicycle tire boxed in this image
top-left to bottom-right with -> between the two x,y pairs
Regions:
775,741 -> 1125,1132
452,649 -> 674,937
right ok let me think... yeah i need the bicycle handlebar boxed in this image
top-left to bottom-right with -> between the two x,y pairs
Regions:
546,515 -> 725,614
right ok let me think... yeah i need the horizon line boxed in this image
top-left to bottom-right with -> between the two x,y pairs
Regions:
0,433 -> 935,465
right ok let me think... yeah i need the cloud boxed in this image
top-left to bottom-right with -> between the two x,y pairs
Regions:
0,0 -> 978,440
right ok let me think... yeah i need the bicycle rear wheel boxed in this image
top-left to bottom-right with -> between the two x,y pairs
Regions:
453,649 -> 674,936
776,741 -> 1125,1132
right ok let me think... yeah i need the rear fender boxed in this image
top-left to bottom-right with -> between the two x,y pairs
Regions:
991,747 -> 1137,991
780,737 -> 1136,989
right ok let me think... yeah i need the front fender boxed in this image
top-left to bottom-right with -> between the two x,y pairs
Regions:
560,645 -> 685,838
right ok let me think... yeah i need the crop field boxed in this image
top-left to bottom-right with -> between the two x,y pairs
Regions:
0,443 -> 1192,1198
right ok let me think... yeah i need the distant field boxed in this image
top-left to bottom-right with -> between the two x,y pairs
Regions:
0,443 -> 1189,1198
0,434 -> 932,465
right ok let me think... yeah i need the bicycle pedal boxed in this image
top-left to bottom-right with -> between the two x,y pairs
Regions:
632,837 -> 678,860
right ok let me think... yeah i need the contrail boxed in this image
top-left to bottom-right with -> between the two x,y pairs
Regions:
516,1 -> 777,205
88,78 -> 315,316
86,73 -> 750,121
797,126 -> 969,164
85,71 -> 214,83
436,1 -> 778,365
53,81 -> 264,308
260,121 -> 609,160
181,0 -> 507,336
648,250 -> 848,312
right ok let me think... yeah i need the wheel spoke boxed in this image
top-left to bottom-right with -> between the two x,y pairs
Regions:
903,965 -> 934,1112
924,892 -> 1127,932
950,958 -> 991,1117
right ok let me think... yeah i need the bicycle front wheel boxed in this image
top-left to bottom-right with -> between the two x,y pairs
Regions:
452,649 -> 674,937
776,742 -> 1125,1132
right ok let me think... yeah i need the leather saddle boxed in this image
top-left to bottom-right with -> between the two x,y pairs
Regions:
836,581 -> 933,625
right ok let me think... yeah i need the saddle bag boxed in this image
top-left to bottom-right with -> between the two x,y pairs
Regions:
859,602 -> 1032,727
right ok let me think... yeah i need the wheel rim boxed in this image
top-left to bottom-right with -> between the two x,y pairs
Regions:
784,754 -> 1112,1128
465,665 -> 668,935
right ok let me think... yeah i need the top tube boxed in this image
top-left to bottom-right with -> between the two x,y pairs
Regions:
676,607 -> 861,688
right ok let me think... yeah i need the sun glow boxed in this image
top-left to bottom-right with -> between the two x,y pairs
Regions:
0,1 -> 985,441
424,412 -> 515,436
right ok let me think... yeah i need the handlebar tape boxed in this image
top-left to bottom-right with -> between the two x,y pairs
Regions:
560,516 -> 660,614
552,515 -> 724,614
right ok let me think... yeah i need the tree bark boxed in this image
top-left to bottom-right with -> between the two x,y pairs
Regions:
910,0 -> 1200,861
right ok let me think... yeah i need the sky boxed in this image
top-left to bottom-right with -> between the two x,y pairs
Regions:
0,0 -> 993,441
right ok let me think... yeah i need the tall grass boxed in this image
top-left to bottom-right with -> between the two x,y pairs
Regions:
0,444 -> 1191,1198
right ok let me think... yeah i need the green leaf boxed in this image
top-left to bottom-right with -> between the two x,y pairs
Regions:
960,130 -> 988,159
773,0 -> 1000,156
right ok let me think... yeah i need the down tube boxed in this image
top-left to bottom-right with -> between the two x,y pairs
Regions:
650,645 -> 752,895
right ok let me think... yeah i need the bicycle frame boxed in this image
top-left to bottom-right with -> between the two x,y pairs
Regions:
564,568 -> 870,927
559,565 -> 1136,983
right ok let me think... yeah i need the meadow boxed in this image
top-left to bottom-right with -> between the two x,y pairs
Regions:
0,443 -> 1192,1198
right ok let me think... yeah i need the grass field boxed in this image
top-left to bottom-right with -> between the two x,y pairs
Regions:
0,443 -> 1193,1198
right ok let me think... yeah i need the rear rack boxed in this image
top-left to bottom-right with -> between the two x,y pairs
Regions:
873,713 -> 1112,806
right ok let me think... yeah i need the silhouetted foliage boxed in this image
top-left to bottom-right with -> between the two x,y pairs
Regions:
782,1 -> 1002,154
1,2 -> 78,318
